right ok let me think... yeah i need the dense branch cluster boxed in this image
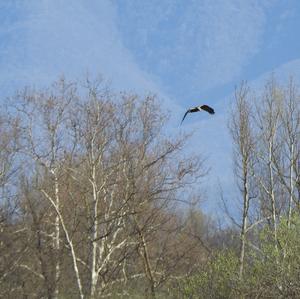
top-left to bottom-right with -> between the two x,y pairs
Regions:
0,78 -> 209,298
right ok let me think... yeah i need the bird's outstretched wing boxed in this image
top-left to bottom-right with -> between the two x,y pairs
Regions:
181,109 -> 191,124
200,105 -> 215,114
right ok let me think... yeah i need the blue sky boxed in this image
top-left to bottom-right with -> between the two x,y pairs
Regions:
1,0 -> 300,215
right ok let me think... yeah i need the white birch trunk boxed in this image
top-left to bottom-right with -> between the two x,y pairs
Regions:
239,163 -> 249,279
42,189 -> 85,299
90,163 -> 99,298
53,173 -> 60,299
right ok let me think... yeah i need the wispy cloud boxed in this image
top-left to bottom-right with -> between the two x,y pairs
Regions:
115,0 -> 274,98
0,0 -> 167,98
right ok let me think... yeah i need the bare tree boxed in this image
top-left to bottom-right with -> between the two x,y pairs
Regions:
10,79 -> 84,298
253,78 -> 284,251
70,89 -> 204,297
0,111 -> 25,297
229,82 -> 256,279
273,78 -> 300,225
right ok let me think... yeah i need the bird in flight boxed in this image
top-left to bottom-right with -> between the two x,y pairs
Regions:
181,104 -> 215,124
